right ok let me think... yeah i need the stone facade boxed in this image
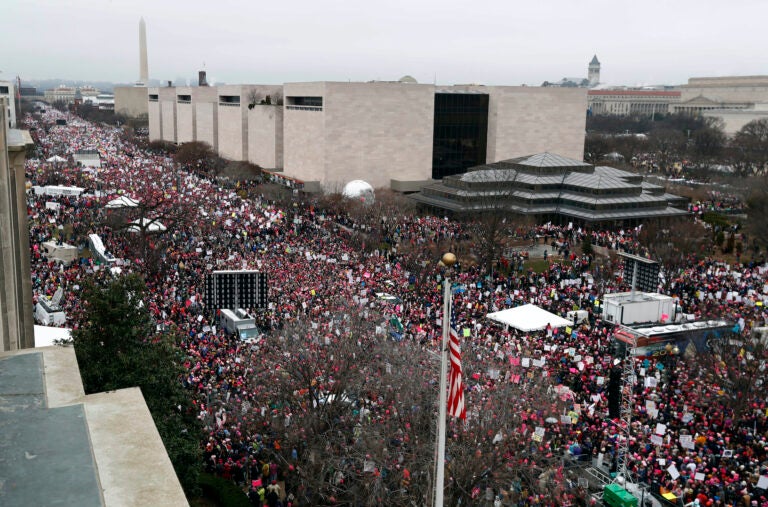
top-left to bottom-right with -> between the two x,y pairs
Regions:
151,81 -> 587,190
0,98 -> 35,351
159,88 -> 177,144
113,86 -> 149,119
175,87 -> 195,144
147,87 -> 161,141
247,104 -> 283,170
484,86 -> 586,162
193,87 -> 219,151
282,82 -> 436,190
217,85 -> 281,162
283,82 -> 586,190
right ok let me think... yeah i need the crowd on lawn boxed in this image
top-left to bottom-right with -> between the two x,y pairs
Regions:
23,108 -> 768,507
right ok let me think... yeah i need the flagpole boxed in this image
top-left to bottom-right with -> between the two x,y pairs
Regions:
435,252 -> 456,507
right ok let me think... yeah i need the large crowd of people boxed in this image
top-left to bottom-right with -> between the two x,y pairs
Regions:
23,107 -> 768,506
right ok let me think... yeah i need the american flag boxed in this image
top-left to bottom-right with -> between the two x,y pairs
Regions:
447,306 -> 466,420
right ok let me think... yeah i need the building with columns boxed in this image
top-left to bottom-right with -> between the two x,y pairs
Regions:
588,89 -> 681,116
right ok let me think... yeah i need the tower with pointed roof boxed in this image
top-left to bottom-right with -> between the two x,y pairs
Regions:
588,55 -> 600,87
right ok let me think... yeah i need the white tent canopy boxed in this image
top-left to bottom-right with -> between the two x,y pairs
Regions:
127,218 -> 167,233
105,195 -> 140,209
34,325 -> 71,347
486,304 -> 571,332
46,155 -> 66,163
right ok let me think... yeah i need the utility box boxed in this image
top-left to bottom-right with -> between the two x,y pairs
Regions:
41,241 -> 78,265
603,484 -> 638,507
603,292 -> 677,326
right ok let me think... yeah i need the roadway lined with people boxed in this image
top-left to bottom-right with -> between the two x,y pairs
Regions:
24,108 -> 768,506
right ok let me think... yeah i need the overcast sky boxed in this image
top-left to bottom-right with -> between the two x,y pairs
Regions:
2,0 -> 767,87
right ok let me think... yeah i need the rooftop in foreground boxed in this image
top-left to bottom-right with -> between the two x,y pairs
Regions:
0,346 -> 189,507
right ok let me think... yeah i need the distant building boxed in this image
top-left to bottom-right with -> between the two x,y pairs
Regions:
92,94 -> 115,110
544,55 -> 601,88
410,152 -> 688,224
588,89 -> 681,116
44,85 -> 76,103
672,95 -> 753,116
703,104 -> 768,136
0,80 -> 18,128
114,86 -> 149,119
43,85 -> 99,105
671,75 -> 768,116
678,75 -> 768,105
588,55 -> 601,87
149,81 -> 587,191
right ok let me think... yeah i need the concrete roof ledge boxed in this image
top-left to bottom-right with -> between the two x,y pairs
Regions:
84,388 -> 189,507
41,345 -> 86,407
7,129 -> 34,150
0,346 -> 189,507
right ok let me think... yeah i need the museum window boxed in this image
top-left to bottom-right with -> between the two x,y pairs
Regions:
0,86 -> 8,94
432,93 -> 489,180
177,95 -> 191,104
219,95 -> 241,106
286,96 -> 323,111
149,94 -> 159,102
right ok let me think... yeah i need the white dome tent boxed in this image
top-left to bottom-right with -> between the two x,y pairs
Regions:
105,195 -> 140,209
342,180 -> 375,205
126,218 -> 167,233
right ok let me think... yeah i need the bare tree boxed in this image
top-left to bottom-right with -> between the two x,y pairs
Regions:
743,177 -> 768,257
457,169 -> 531,274
239,301 -> 437,506
637,218 -> 708,277
731,119 -> 768,176
205,297 -> 568,506
102,180 -> 197,272
247,89 -> 263,109
690,328 -> 768,421
584,133 -> 614,164
174,141 -> 215,168
648,128 -> 686,174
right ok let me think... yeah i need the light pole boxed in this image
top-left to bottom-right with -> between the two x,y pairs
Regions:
434,252 -> 457,507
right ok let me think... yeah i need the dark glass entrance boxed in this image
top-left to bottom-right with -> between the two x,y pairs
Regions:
432,93 -> 489,179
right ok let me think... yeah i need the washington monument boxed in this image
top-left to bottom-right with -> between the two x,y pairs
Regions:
138,17 -> 148,85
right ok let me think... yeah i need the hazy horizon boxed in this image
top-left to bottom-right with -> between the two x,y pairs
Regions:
3,0 -> 767,88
